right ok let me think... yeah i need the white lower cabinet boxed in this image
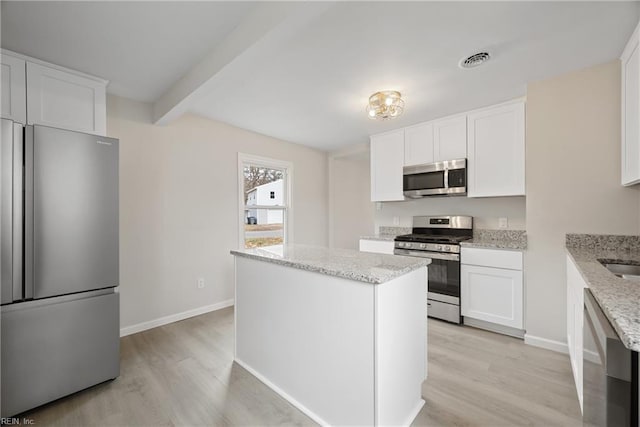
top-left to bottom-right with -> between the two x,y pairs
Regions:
461,247 -> 524,330
566,254 -> 587,412
359,239 -> 394,255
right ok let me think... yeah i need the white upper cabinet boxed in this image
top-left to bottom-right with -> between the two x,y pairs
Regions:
404,116 -> 466,166
1,52 -> 26,124
433,115 -> 467,161
27,62 -> 107,135
621,21 -> 640,186
370,130 -> 405,202
467,101 -> 525,197
404,122 -> 434,166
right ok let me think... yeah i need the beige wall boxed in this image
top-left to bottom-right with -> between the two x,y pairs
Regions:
375,196 -> 526,231
525,60 -> 640,345
108,95 -> 328,330
329,147 -> 375,249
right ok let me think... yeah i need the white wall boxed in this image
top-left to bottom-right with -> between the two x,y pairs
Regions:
108,95 -> 328,331
329,146 -> 375,249
525,60 -> 640,346
375,196 -> 526,231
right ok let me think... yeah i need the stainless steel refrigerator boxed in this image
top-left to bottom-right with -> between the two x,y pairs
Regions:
1,119 -> 120,417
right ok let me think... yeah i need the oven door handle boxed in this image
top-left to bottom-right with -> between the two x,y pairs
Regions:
394,249 -> 460,261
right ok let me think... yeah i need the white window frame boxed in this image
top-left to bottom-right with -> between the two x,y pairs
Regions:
237,153 -> 293,249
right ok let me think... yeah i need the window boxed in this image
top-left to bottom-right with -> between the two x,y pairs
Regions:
238,153 -> 292,250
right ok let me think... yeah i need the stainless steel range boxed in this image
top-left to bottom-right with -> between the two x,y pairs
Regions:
394,215 -> 473,324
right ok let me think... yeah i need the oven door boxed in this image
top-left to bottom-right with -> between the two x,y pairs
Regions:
393,249 -> 460,298
425,252 -> 460,300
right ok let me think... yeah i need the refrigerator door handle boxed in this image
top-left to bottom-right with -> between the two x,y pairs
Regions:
1,119 -> 13,304
12,123 -> 23,301
24,125 -> 34,300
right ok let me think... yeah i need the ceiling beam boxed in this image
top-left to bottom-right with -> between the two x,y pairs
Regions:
152,2 -> 333,125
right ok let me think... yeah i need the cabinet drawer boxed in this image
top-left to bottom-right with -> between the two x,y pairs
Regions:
461,247 -> 522,270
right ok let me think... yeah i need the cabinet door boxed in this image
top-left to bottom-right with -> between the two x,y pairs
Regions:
433,115 -> 467,161
370,130 -> 405,202
566,254 -> 587,411
621,26 -> 640,186
26,62 -> 106,135
461,264 -> 523,329
467,102 -> 525,197
1,53 -> 26,124
404,122 -> 434,166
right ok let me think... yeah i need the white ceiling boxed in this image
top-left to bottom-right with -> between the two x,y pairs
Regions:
1,1 -> 254,102
2,2 -> 639,151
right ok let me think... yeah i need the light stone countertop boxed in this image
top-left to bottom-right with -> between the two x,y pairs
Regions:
566,245 -> 640,352
361,226 -> 411,242
359,235 -> 397,242
231,244 -> 429,285
460,229 -> 527,250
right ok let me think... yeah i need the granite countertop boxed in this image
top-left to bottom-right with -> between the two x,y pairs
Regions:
361,226 -> 411,242
566,234 -> 640,352
460,229 -> 527,250
360,235 -> 397,242
230,244 -> 429,285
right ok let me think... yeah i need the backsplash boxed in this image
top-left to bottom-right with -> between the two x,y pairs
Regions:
474,229 -> 527,243
565,233 -> 640,251
378,226 -> 411,236
374,196 -> 526,231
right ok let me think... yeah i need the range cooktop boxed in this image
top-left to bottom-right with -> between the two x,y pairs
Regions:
394,234 -> 472,244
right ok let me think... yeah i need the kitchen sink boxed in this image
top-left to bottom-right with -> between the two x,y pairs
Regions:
598,260 -> 640,279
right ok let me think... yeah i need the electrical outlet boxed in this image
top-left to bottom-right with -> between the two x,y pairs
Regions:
498,217 -> 508,229
393,216 -> 400,226
197,278 -> 205,289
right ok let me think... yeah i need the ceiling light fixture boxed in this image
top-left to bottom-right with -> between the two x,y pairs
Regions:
366,90 -> 404,120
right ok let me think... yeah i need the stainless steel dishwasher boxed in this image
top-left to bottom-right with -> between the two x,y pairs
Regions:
583,289 -> 638,427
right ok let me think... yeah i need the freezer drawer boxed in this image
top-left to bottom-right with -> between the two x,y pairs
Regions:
0,290 -> 120,417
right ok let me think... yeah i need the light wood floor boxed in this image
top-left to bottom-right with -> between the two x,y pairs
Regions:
22,308 -> 582,426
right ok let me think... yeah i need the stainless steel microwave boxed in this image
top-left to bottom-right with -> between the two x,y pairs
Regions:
403,158 -> 466,198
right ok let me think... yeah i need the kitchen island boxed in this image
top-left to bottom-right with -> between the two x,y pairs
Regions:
230,244 -> 429,426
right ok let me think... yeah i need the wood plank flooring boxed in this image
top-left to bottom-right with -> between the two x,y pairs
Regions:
21,308 -> 582,426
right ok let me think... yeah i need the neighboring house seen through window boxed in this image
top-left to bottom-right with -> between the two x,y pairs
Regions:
238,154 -> 292,251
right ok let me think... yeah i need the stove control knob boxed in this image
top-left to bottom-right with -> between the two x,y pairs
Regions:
419,243 -> 426,249
437,245 -> 443,251
444,246 -> 451,252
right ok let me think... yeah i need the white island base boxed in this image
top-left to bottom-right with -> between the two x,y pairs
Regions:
233,253 -> 427,426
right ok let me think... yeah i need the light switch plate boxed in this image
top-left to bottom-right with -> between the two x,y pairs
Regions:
498,217 -> 508,229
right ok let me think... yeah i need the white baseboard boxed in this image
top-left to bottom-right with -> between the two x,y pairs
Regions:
402,399 -> 426,426
234,358 -> 329,426
120,299 -> 234,337
524,333 -> 568,354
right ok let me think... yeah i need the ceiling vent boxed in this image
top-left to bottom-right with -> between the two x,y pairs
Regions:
459,52 -> 491,69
